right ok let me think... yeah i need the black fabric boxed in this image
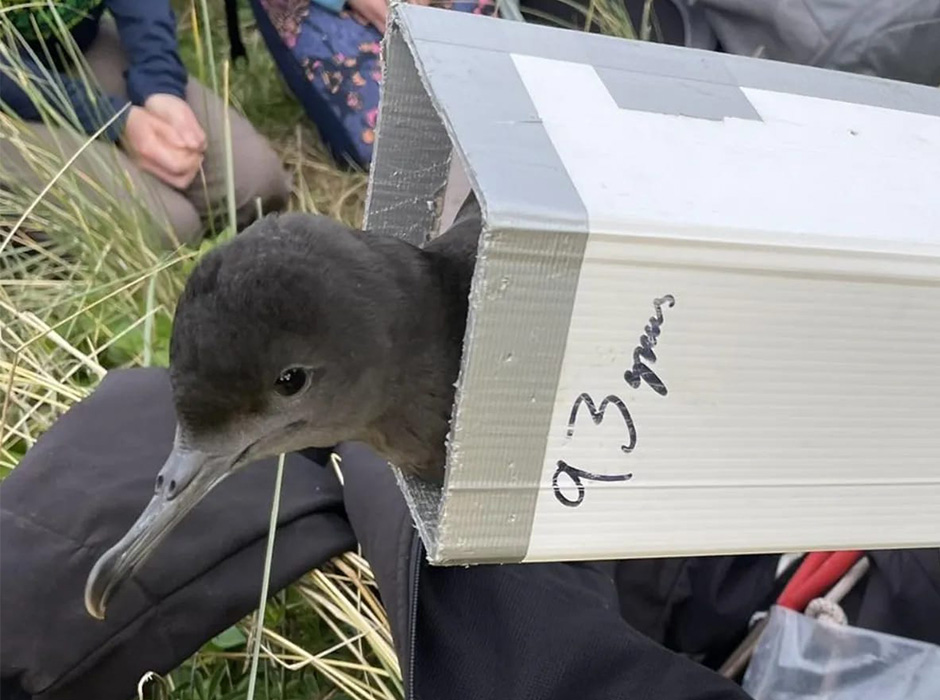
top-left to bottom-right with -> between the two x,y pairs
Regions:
224,0 -> 248,62
335,443 -> 751,700
614,549 -> 940,671
0,368 -> 355,699
615,555 -> 782,669
841,549 -> 940,646
407,559 -> 752,700
333,442 -> 419,671
2,368 -> 938,699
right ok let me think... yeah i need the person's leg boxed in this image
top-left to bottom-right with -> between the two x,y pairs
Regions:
182,78 -> 292,230
72,19 -> 207,246
85,15 -> 290,234
80,15 -> 131,99
0,120 -> 202,249
0,18 -> 202,249
248,0 -> 497,171
248,0 -> 383,169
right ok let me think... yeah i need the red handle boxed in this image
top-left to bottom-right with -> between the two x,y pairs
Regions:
777,550 -> 864,612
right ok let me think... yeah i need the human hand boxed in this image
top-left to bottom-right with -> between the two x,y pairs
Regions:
123,106 -> 204,190
348,0 -> 389,33
143,93 -> 207,153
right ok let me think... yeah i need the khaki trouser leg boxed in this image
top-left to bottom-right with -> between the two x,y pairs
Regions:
86,17 -> 292,231
0,121 -> 201,249
1,16 -> 291,249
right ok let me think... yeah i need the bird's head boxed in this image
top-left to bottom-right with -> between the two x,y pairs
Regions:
84,213 -> 412,619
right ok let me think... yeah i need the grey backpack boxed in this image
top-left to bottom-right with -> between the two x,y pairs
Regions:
671,0 -> 940,86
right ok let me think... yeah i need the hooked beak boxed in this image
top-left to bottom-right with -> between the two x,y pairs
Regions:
84,440 -> 240,620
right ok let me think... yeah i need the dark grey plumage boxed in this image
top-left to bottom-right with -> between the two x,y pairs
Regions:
168,194 -> 482,483
83,195 -> 482,620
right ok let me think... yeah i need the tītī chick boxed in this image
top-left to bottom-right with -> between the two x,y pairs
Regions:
83,194 -> 483,620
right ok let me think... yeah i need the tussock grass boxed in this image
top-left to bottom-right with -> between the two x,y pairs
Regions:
2,0 -> 651,697
1,2 -> 377,696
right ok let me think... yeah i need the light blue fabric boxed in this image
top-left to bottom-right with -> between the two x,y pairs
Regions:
310,0 -> 345,14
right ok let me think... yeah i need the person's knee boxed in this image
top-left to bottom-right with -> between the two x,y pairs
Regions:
231,136 -> 292,223
180,79 -> 291,228
152,199 -> 204,249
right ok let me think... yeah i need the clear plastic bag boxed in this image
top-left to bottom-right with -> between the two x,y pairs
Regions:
742,605 -> 940,700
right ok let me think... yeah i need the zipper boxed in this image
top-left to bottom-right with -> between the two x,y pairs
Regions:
405,532 -> 422,700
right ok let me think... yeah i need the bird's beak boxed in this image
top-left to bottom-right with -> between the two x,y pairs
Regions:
84,441 -> 238,620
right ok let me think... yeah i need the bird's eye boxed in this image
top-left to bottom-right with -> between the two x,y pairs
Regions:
274,367 -> 308,397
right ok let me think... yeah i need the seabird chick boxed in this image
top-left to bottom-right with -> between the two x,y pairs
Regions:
84,194 -> 482,620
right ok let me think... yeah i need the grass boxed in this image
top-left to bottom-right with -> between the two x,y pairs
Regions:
1,0 -> 649,697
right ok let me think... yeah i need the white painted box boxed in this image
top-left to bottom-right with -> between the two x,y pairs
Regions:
365,5 -> 940,565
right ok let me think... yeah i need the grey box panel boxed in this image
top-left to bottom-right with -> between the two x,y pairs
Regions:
402,7 -> 739,85
371,5 -> 940,565
363,28 -> 452,244
725,55 -> 940,118
369,10 -> 591,563
398,6 -> 940,117
437,223 -> 589,563
596,66 -> 762,122
409,32 -> 589,559
408,39 -> 590,234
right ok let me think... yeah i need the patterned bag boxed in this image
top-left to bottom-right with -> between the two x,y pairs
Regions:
246,0 -> 495,168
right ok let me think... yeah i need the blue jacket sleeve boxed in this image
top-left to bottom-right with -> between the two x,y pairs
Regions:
105,0 -> 188,105
0,54 -> 128,142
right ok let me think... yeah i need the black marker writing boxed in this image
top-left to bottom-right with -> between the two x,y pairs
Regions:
623,295 -> 675,396
551,294 -> 675,508
552,460 -> 633,508
566,393 -> 636,454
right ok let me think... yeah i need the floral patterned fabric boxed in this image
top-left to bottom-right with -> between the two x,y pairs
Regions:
252,0 -> 495,167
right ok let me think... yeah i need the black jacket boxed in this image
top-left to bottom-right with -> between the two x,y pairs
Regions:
2,368 -> 937,699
